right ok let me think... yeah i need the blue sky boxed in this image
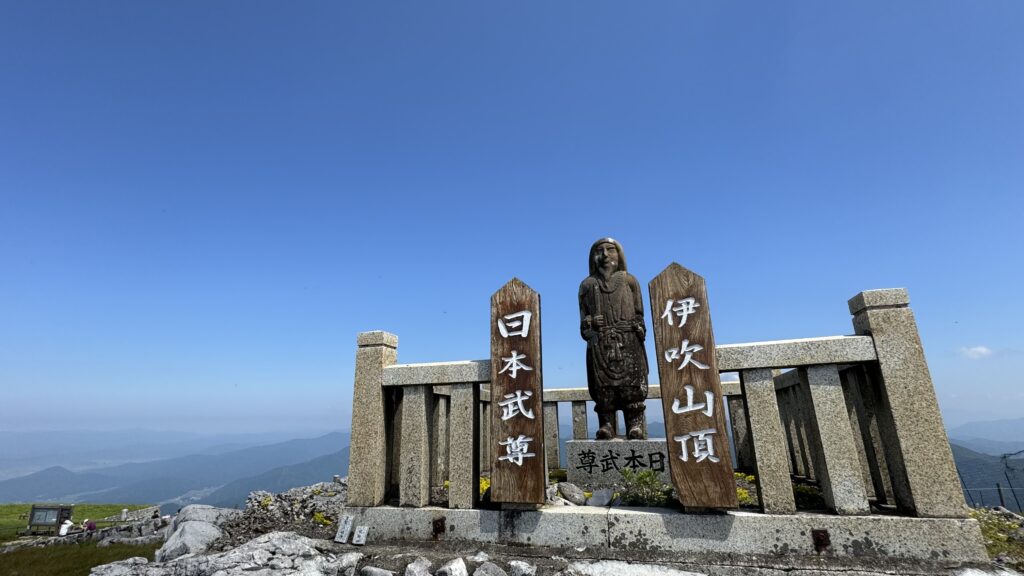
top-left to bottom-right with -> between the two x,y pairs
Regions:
1,1 -> 1021,433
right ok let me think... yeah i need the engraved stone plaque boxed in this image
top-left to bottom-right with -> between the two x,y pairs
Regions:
352,525 -> 368,545
333,514 -> 354,543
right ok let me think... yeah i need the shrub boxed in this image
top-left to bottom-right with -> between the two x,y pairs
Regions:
618,469 -> 672,507
311,512 -> 333,526
793,483 -> 826,509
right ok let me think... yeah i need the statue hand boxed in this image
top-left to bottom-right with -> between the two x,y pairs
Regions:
593,315 -> 606,327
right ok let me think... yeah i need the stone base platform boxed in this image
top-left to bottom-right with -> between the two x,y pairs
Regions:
334,506 -> 988,571
565,439 -> 669,487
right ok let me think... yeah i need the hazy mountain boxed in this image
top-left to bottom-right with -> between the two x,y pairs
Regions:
0,432 -> 348,504
198,450 -> 348,510
949,418 -> 1024,444
0,466 -> 116,502
946,437 -> 1024,457
0,429 -> 336,480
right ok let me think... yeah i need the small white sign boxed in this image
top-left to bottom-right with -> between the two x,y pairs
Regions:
333,515 -> 354,543
352,525 -> 368,546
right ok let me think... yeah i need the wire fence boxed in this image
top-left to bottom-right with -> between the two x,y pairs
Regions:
961,455 -> 1024,512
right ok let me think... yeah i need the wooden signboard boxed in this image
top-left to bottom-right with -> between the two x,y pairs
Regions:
490,278 -> 546,504
649,263 -> 737,509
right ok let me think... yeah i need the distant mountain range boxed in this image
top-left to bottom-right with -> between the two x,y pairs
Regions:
0,429 -> 333,480
948,417 -> 1024,447
0,432 -> 349,512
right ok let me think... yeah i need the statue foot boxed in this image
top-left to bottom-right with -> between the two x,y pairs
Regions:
595,424 -> 615,440
627,427 -> 644,440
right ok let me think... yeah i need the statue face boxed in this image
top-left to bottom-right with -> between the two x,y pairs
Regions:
594,242 -> 619,274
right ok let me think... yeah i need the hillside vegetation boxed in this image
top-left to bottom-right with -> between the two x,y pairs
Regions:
0,540 -> 161,576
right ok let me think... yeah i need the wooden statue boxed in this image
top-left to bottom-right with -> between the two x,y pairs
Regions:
578,238 -> 649,439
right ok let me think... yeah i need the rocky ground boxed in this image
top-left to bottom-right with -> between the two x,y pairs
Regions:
86,478 -> 1022,576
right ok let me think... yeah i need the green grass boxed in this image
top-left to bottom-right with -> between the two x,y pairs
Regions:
971,508 -> 1024,570
0,540 -> 161,576
0,504 -> 152,543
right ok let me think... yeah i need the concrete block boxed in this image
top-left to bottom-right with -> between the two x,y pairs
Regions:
606,508 -> 987,563
851,290 -> 967,518
740,368 -> 796,514
349,331 -> 399,507
496,506 -> 608,548
566,440 -> 669,487
800,365 -> 870,515
335,505 -> 988,566
716,336 -> 877,371
399,385 -> 431,507
848,288 -> 909,315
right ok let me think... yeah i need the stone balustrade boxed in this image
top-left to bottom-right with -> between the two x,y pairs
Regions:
347,289 -> 967,520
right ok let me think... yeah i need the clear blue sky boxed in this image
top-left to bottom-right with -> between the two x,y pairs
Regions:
1,2 -> 1021,433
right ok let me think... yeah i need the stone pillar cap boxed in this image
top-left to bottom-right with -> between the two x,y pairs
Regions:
357,331 -> 399,348
848,288 -> 910,315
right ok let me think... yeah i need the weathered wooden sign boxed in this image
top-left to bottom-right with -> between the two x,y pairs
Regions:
649,263 -> 737,509
490,278 -> 546,504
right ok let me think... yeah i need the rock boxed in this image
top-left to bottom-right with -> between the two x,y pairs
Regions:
90,557 -> 149,576
405,556 -> 432,576
340,552 -> 365,569
546,485 -> 559,501
558,483 -> 586,506
438,557 -> 469,576
508,561 -> 537,576
174,505 -> 243,530
1009,527 -> 1024,543
362,567 -> 395,576
155,520 -> 223,562
586,488 -> 615,507
474,561 -> 507,576
466,551 -> 490,563
564,560 -> 706,576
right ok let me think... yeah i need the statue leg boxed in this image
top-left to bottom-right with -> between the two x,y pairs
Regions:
595,411 -> 616,440
625,404 -> 645,440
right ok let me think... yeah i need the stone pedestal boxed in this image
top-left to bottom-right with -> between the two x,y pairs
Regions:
566,439 -> 670,487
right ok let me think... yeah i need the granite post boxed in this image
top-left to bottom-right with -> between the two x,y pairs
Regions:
727,396 -> 756,473
348,331 -> 398,507
799,365 -> 870,515
741,368 -> 797,514
448,383 -> 479,509
850,288 -> 967,518
571,401 -> 588,440
399,384 -> 431,507
431,392 -> 450,487
543,402 -> 560,469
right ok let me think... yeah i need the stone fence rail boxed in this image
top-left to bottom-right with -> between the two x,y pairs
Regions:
347,288 -> 968,520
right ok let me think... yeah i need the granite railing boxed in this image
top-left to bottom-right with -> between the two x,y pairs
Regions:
346,289 -> 967,519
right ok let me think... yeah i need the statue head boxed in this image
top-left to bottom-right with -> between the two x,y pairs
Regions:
589,237 -> 628,277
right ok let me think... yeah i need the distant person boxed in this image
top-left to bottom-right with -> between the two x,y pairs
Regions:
83,519 -> 96,532
58,519 -> 74,536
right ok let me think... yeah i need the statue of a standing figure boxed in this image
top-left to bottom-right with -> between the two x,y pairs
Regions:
578,238 -> 649,440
